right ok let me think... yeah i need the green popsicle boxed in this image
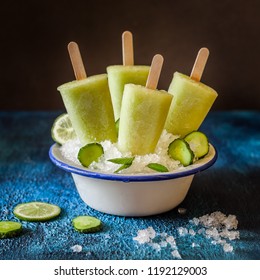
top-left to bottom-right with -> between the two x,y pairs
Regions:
58,42 -> 117,145
107,31 -> 150,120
118,55 -> 173,155
165,48 -> 218,137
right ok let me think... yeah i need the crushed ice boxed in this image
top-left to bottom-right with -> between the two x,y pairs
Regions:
71,244 -> 82,252
133,226 -> 182,259
60,130 -> 180,174
133,211 -> 239,258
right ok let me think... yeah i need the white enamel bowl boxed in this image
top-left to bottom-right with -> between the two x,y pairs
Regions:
49,144 -> 217,216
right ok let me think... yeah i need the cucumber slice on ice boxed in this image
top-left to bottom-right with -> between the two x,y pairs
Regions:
0,221 -> 22,239
78,143 -> 104,167
184,131 -> 209,158
168,139 -> 194,166
72,216 -> 102,233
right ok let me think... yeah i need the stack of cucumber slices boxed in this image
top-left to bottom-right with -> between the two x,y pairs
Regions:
168,131 -> 209,166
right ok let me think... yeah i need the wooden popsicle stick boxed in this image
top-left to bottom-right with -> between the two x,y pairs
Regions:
190,47 -> 209,82
122,31 -> 134,66
67,41 -> 87,80
146,54 -> 164,90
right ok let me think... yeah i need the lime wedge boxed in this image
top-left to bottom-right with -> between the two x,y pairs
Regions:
0,221 -> 22,239
72,216 -> 102,233
13,202 -> 61,222
51,113 -> 76,145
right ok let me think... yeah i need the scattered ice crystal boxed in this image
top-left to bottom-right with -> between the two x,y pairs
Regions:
223,243 -> 233,253
150,243 -> 161,251
177,227 -> 188,236
189,229 -> 196,236
178,208 -> 187,215
71,245 -> 82,252
171,250 -> 182,259
159,241 -> 168,247
133,212 -> 238,258
133,227 -> 181,259
133,226 -> 156,244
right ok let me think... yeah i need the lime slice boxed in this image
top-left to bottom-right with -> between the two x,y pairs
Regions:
51,113 -> 76,145
0,221 -> 22,239
78,143 -> 104,167
13,202 -> 61,222
72,216 -> 102,233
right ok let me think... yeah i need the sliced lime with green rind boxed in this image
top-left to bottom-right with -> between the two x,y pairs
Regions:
13,202 -> 61,222
0,221 -> 22,239
51,113 -> 77,145
72,216 -> 102,233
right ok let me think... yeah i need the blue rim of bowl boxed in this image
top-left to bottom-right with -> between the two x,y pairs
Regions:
49,143 -> 218,182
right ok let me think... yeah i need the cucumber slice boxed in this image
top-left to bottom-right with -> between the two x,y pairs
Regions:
184,131 -> 209,158
168,139 -> 194,166
78,143 -> 104,167
0,221 -> 22,239
72,216 -> 102,233
147,163 -> 169,172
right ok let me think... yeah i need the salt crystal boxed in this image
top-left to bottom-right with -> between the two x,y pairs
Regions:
71,245 -> 82,252
171,249 -> 182,259
189,229 -> 196,236
192,242 -> 199,247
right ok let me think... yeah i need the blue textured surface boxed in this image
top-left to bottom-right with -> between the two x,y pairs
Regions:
0,111 -> 260,260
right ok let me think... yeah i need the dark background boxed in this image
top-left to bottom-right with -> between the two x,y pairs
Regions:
1,0 -> 259,111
